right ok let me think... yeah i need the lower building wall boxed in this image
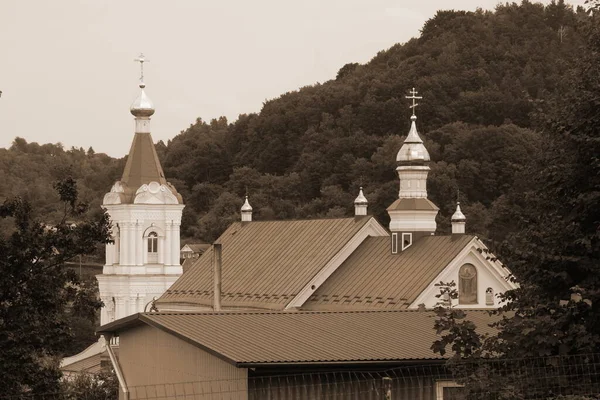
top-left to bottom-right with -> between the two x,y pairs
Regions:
118,324 -> 248,400
249,370 -> 439,400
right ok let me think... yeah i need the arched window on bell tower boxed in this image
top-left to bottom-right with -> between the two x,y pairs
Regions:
147,232 -> 158,263
459,263 -> 477,305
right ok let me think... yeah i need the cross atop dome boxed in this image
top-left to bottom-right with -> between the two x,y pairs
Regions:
130,53 -> 154,118
405,87 -> 422,118
134,53 -> 148,84
388,86 -> 438,245
397,88 -> 429,162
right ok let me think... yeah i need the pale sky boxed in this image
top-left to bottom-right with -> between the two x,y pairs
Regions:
0,0 -> 586,157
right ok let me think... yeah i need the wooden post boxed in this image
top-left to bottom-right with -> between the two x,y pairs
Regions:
383,377 -> 392,400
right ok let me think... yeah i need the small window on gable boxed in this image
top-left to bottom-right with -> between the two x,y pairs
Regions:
459,263 -> 477,305
486,287 -> 494,306
391,233 -> 398,254
402,233 -> 412,251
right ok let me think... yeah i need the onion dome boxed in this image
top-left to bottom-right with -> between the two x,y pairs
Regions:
241,196 -> 253,222
130,82 -> 155,118
241,196 -> 253,212
451,202 -> 466,222
396,115 -> 430,163
354,187 -> 368,216
354,187 -> 368,205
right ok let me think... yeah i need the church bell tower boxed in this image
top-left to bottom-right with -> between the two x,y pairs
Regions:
97,55 -> 184,324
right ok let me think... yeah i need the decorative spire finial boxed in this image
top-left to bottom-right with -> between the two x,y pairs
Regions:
405,87 -> 422,118
397,86 -> 429,161
130,53 -> 155,119
134,53 -> 149,86
241,195 -> 253,222
452,200 -> 466,234
354,187 -> 368,216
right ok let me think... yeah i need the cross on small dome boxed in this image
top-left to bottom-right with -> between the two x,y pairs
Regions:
130,53 -> 155,118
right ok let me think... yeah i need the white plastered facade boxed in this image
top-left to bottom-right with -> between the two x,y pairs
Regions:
97,200 -> 184,325
409,237 -> 517,309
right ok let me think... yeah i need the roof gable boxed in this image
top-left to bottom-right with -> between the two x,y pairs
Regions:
303,234 -> 474,310
285,217 -> 388,309
181,244 -> 193,252
181,243 -> 210,253
410,237 -> 517,309
159,217 -> 381,309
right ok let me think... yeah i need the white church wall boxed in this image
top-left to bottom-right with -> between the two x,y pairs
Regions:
97,274 -> 181,324
409,239 -> 516,309
102,204 -> 184,272
388,209 -> 438,232
99,202 -> 184,325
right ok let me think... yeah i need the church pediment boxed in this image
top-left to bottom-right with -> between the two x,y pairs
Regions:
134,181 -> 179,205
103,181 -> 126,205
409,238 -> 517,309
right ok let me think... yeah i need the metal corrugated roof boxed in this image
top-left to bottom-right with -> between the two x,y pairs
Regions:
98,310 -> 498,365
303,235 -> 475,310
121,132 -> 167,189
117,132 -> 183,204
159,217 -> 374,308
387,198 -> 439,211
185,243 -> 211,253
61,352 -> 103,374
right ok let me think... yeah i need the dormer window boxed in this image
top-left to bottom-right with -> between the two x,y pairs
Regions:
402,233 -> 412,251
147,232 -> 158,263
392,232 -> 413,254
391,233 -> 398,254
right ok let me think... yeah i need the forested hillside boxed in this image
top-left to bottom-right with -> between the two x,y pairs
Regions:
0,140 -> 123,222
1,1 -> 589,247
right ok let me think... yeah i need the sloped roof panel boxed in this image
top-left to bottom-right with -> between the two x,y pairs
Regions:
387,198 -> 439,211
61,352 -> 103,374
98,310 -> 498,364
121,132 -> 167,189
159,217 -> 374,308
187,243 -> 210,253
303,235 -> 474,310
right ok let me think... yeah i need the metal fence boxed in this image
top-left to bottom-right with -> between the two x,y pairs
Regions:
4,354 -> 600,399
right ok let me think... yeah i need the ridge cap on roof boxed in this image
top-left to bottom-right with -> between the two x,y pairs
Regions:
367,234 -> 477,240
143,308 -> 494,317
228,216 -> 373,224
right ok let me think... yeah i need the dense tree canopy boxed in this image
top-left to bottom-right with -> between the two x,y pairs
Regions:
0,1 -> 596,395
2,1 -> 588,245
0,141 -> 122,226
0,178 -> 111,395
432,5 -> 600,396
160,0 -> 588,243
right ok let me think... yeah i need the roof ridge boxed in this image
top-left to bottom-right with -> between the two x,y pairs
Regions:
230,216 -> 372,224
144,308 -> 494,316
